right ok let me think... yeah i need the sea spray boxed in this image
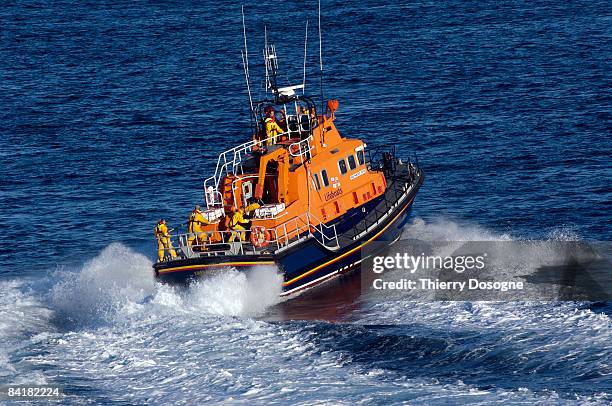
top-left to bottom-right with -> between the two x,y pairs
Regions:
379,217 -> 608,301
50,243 -> 156,326
402,217 -> 514,242
185,265 -> 283,317
0,279 -> 55,381
47,243 -> 283,325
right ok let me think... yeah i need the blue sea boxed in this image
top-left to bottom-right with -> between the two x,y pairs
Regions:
1,0 -> 610,404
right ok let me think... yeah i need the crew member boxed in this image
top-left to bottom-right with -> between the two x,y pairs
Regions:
264,106 -> 284,146
244,197 -> 262,219
154,219 -> 177,261
229,207 -> 251,242
188,204 -> 209,247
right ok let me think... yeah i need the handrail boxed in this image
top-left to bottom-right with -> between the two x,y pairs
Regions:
288,135 -> 313,160
159,162 -> 419,263
203,130 -> 298,207
348,162 -> 421,241
306,212 -> 340,250
155,209 -> 340,263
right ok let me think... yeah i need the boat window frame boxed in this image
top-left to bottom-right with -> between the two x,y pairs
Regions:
357,150 -> 365,166
321,169 -> 329,187
313,173 -> 321,190
338,159 -> 348,175
347,155 -> 357,170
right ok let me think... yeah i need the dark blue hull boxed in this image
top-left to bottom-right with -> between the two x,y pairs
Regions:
278,195 -> 416,295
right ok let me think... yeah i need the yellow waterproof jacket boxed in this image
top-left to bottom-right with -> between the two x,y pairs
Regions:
244,202 -> 261,217
265,117 -> 283,137
154,223 -> 170,238
229,210 -> 249,228
188,210 -> 208,233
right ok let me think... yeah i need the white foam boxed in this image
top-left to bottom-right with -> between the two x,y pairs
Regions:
49,243 -> 156,325
360,217 -> 611,391
48,243 -> 283,324
185,266 -> 283,317
546,227 -> 582,241
0,279 -> 55,381
403,217 -> 513,241
0,237 -> 609,403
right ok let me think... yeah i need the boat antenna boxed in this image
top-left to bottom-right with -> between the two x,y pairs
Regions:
241,5 -> 253,114
302,20 -> 309,94
264,25 -> 268,96
241,51 -> 252,113
263,37 -> 279,98
318,0 -> 324,112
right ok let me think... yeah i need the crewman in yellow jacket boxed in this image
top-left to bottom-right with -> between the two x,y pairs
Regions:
188,204 -> 209,247
264,107 -> 284,146
244,198 -> 262,218
229,208 -> 250,242
154,219 -> 177,261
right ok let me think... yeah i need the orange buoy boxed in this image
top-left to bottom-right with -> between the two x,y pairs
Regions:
327,99 -> 339,114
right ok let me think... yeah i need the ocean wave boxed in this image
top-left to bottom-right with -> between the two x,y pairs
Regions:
0,227 -> 608,403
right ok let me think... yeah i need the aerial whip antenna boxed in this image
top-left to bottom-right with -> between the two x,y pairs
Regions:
263,27 -> 280,98
241,51 -> 252,111
264,25 -> 269,95
318,0 -> 324,111
241,6 -> 253,113
302,20 -> 309,93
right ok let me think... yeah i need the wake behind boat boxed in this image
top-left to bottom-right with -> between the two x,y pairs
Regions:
152,15 -> 423,297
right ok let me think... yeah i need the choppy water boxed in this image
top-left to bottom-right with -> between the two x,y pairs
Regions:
1,0 -> 610,404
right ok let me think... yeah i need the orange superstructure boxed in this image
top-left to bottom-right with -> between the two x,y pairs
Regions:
194,98 -> 388,247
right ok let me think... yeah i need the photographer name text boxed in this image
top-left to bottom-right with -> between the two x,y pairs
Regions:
372,278 -> 524,292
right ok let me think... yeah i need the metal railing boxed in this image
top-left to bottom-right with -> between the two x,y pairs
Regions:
204,132 -> 278,206
176,231 -> 250,257
305,212 -> 340,250
158,160 -> 420,263
155,211 -> 339,262
288,135 -> 314,159
204,137 -> 263,206
348,162 -> 421,241
203,132 -> 314,207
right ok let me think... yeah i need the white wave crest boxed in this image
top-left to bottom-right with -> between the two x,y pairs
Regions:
403,217 -> 513,241
184,266 -> 283,317
50,243 -> 156,326
0,279 -> 55,381
49,243 -> 282,325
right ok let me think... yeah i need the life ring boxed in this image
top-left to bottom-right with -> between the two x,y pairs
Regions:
250,226 -> 270,248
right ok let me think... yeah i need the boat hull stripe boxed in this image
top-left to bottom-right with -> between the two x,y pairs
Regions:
283,195 -> 414,287
158,261 -> 275,274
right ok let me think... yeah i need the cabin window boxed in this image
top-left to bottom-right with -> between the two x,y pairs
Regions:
357,150 -> 365,166
242,181 -> 253,201
313,173 -> 321,190
338,159 -> 347,175
348,155 -> 356,170
321,169 -> 329,187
